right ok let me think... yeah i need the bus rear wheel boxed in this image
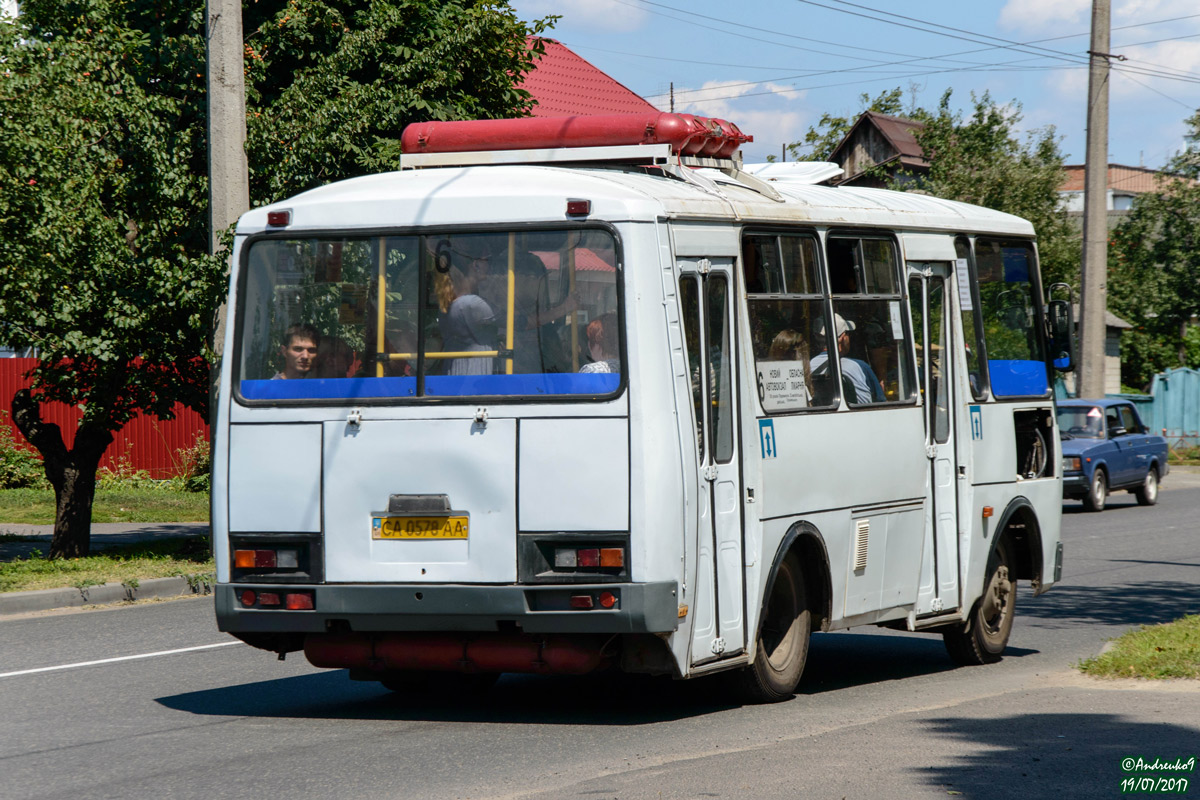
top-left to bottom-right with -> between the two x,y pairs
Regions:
944,539 -> 1015,666
736,552 -> 810,703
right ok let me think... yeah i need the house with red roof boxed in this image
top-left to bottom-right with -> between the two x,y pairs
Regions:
519,39 -> 660,118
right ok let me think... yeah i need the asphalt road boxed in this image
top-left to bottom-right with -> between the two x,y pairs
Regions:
2,483 -> 1199,800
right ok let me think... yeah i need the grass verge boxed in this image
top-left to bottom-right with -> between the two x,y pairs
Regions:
0,537 -> 214,593
1078,615 -> 1200,679
0,487 -> 208,525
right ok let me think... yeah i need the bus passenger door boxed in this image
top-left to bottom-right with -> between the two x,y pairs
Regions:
678,260 -> 746,665
909,264 -> 961,615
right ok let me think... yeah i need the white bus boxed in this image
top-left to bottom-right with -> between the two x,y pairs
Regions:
213,113 -> 1070,702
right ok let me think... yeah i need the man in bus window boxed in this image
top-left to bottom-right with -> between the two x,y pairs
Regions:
273,323 -> 319,380
811,314 -> 885,404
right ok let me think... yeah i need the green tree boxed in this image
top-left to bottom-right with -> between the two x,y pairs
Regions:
903,91 -> 1079,290
241,0 -> 554,205
0,2 -> 225,558
1108,109 -> 1200,388
0,0 -> 554,557
789,89 -> 1077,289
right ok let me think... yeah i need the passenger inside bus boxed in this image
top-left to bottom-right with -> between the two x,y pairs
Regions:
314,337 -> 359,379
811,314 -> 885,405
580,313 -> 620,374
435,251 -> 498,376
273,323 -> 319,380
511,252 -> 577,373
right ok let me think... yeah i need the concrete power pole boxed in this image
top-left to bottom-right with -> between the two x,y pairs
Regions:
1078,0 -> 1111,398
205,0 -> 249,358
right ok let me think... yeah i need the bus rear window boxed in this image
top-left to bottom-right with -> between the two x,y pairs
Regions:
235,229 -> 621,402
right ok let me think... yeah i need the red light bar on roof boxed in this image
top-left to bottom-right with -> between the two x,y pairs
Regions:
400,113 -> 752,159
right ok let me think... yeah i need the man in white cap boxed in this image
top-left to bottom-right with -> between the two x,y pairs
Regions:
810,313 -> 885,404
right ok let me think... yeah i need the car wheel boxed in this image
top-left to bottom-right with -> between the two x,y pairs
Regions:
1134,467 -> 1159,506
944,538 -> 1016,666
1082,467 -> 1107,512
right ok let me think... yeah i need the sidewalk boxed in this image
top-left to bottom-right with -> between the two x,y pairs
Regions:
0,522 -> 209,562
0,523 -> 211,616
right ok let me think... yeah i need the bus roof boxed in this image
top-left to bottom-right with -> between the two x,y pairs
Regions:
238,162 -> 1036,238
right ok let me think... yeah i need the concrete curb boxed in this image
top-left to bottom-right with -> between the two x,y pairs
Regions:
0,576 -> 212,617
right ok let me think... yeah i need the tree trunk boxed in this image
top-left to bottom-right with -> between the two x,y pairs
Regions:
11,390 -> 114,559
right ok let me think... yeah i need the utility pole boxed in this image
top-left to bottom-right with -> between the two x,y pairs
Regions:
669,82 -> 674,113
1079,0 -> 1111,398
206,0 -> 249,357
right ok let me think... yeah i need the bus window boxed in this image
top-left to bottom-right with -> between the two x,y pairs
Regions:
929,277 -> 951,443
974,239 -> 1048,398
743,233 -> 833,411
707,276 -> 734,463
235,228 -> 621,401
825,236 -> 916,406
680,276 -> 704,459
954,236 -> 989,400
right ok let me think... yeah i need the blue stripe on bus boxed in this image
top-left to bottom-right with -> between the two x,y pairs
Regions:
240,373 -> 620,400
988,359 -> 1048,397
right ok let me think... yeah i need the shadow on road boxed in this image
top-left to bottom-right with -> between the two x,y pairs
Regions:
913,711 -> 1200,799
1018,580 -> 1200,628
159,630 -> 1042,722
800,630 -> 1036,694
157,668 -> 740,724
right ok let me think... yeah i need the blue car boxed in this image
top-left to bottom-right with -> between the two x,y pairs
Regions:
1058,399 -> 1169,512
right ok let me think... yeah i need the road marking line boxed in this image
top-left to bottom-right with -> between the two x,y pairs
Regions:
0,641 -> 243,679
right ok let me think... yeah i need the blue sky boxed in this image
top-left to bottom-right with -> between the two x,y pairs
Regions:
511,0 -> 1200,169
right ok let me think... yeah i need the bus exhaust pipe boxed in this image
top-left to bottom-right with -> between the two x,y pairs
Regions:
303,632 -> 612,675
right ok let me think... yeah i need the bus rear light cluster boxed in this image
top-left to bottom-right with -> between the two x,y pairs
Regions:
555,547 -> 623,569
234,548 -> 300,569
239,589 -> 314,610
569,591 -> 618,610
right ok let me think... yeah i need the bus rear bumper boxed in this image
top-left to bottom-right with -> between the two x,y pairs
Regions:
215,581 -> 681,635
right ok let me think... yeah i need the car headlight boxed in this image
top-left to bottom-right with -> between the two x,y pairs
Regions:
1062,456 -> 1081,473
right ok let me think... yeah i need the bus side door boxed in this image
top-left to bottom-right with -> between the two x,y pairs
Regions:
678,259 -> 746,664
909,263 -> 962,615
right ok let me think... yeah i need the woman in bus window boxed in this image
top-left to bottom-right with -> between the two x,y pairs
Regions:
580,313 -> 620,374
436,253 -> 497,376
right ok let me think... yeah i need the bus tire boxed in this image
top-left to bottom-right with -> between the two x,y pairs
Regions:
944,538 -> 1015,666
737,551 -> 810,703
1082,467 -> 1107,512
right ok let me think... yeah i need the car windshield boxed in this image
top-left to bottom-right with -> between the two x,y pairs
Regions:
1057,406 -> 1104,438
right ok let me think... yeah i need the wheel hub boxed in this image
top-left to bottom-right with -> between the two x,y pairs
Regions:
981,565 -> 1011,627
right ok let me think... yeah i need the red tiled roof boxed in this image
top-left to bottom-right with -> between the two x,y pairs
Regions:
519,39 -> 659,118
532,248 -> 616,272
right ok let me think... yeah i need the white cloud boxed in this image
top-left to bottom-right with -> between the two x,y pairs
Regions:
998,0 -> 1088,33
670,80 -> 809,160
1000,0 -> 1200,34
511,0 -> 648,34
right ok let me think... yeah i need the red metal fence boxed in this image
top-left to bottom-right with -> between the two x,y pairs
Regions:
0,359 -> 209,479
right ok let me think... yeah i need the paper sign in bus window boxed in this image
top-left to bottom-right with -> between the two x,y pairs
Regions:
757,361 -> 809,412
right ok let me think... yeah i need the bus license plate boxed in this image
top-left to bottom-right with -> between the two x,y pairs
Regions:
372,515 -> 469,540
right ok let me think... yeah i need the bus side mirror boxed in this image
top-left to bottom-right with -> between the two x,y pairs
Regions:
1045,287 -> 1075,373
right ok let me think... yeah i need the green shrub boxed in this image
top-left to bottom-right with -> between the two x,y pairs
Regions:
175,434 -> 210,493
0,414 -> 47,489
